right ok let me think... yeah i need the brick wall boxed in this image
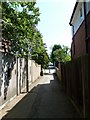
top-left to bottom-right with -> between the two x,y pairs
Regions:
71,21 -> 86,59
86,11 -> 90,37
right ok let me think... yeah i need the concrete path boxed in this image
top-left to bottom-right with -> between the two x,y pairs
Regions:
1,73 -> 80,118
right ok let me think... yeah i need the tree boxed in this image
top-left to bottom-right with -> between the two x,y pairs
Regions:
50,44 -> 71,64
2,1 -> 49,68
2,2 -> 40,57
50,44 -> 62,64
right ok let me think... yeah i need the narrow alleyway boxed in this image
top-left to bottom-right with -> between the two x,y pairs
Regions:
1,71 -> 80,118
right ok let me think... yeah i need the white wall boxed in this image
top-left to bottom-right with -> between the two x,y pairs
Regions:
86,1 -> 90,15
71,2 -> 84,35
0,56 -> 41,109
0,54 -> 17,108
28,60 -> 31,84
31,60 -> 41,83
0,52 -> 3,108
0,52 -> 2,87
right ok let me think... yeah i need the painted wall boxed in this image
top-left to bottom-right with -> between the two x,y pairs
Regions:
0,53 -> 17,109
28,60 -> 31,85
0,52 -> 3,97
0,55 -> 41,109
71,2 -> 84,35
55,62 -> 61,81
31,60 -> 41,83
17,58 -> 27,93
71,2 -> 90,36
86,1 -> 90,15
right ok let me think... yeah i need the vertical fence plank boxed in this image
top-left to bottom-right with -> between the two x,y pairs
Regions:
82,55 -> 90,118
61,54 -> 90,118
87,55 -> 90,117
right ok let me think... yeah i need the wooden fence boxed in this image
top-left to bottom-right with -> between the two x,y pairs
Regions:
61,54 -> 90,118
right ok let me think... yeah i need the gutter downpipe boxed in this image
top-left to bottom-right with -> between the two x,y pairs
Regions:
72,25 -> 75,59
84,1 -> 88,53
70,24 -> 75,60
82,1 -> 87,118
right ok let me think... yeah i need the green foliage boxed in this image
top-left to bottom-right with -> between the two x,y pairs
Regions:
50,44 -> 71,64
2,1 -> 49,68
2,2 -> 40,56
50,44 -> 61,64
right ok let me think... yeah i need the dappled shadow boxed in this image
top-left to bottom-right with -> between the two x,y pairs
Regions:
21,64 -> 26,89
1,53 -> 16,100
2,74 -> 80,118
19,58 -> 27,94
0,79 -> 3,96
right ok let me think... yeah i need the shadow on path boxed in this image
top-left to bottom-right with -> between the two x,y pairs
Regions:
2,73 -> 80,118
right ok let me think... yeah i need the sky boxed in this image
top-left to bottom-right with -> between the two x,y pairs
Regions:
36,0 -> 77,54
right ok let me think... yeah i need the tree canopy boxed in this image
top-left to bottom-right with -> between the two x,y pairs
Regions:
50,44 -> 71,64
2,1 -> 49,68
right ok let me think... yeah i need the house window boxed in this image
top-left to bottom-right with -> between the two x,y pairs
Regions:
80,7 -> 82,18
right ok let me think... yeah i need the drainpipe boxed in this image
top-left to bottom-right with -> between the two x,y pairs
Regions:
71,25 -> 75,59
82,2 -> 87,118
84,1 -> 88,53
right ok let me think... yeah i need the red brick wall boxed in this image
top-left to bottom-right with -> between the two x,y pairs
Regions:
86,11 -> 90,37
71,21 -> 86,59
88,38 -> 90,53
71,41 -> 75,59
86,11 -> 90,54
71,11 -> 90,59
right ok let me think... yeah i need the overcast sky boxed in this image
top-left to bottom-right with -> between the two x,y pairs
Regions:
36,0 -> 76,54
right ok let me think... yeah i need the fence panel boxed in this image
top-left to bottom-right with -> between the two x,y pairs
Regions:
81,55 -> 90,117
61,54 -> 90,118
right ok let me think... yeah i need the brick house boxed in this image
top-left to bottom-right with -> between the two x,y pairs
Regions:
69,1 -> 90,59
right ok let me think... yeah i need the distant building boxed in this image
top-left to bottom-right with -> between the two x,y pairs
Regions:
69,1 -> 90,59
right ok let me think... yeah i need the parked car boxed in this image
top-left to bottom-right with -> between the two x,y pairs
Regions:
48,64 -> 55,69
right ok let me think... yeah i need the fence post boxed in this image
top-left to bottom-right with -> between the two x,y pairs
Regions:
16,56 -> 19,95
26,55 -> 29,92
82,55 -> 90,118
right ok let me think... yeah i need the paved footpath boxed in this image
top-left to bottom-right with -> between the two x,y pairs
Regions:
0,73 -> 80,119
